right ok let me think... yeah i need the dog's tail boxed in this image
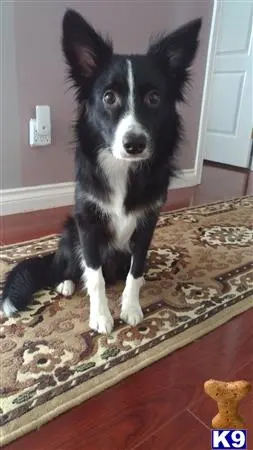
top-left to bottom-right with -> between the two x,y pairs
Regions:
1,216 -> 81,318
1,253 -> 62,317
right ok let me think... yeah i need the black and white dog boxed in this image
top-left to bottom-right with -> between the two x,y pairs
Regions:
2,10 -> 201,334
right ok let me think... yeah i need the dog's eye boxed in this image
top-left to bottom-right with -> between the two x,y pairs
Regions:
103,90 -> 119,107
144,90 -> 161,108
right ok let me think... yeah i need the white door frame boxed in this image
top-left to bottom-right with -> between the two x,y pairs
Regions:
195,0 -> 223,184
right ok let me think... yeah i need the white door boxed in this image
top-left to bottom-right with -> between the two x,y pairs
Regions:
205,1 -> 253,168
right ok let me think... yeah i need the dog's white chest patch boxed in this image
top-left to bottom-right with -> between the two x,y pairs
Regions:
111,207 -> 137,249
108,165 -> 137,249
99,152 -> 137,249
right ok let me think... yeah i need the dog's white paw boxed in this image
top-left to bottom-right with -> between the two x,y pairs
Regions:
89,309 -> 114,334
120,302 -> 144,327
55,280 -> 75,297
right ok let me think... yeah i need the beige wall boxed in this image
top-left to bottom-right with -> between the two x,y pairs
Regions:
1,0 -> 213,189
1,2 -> 22,189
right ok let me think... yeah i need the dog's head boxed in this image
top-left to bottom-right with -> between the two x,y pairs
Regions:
62,9 -> 201,162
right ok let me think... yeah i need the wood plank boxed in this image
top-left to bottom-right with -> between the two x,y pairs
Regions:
135,410 -> 209,450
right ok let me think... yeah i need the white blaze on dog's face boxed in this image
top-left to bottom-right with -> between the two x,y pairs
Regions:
111,60 -> 151,161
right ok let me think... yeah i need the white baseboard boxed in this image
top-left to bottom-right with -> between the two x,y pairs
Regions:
0,182 -> 75,216
169,168 -> 198,189
0,168 -> 198,216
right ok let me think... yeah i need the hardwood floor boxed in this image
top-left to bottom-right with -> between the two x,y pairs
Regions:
1,164 -> 252,246
2,164 -> 253,450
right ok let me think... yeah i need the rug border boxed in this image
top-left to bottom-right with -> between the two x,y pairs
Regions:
1,295 -> 252,446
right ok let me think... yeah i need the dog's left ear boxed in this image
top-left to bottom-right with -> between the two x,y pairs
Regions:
148,18 -> 202,99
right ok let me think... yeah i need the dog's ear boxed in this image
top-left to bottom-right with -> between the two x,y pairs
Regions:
62,9 -> 113,88
148,18 -> 202,100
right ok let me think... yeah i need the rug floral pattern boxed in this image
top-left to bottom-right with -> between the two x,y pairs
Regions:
0,196 -> 253,444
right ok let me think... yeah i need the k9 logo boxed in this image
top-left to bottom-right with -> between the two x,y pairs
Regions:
211,430 -> 247,449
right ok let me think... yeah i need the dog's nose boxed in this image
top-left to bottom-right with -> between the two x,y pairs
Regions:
123,133 -> 147,155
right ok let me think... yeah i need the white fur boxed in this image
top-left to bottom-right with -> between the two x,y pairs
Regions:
127,58 -> 135,112
112,59 -> 150,160
97,151 -> 139,250
55,280 -> 75,297
83,266 -> 113,334
120,273 -> 144,326
2,297 -> 17,318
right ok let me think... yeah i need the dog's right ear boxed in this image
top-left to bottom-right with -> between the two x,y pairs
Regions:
62,9 -> 113,88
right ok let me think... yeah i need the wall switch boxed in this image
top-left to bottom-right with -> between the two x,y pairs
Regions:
29,105 -> 51,147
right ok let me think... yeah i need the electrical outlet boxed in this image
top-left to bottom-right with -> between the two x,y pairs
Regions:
29,119 -> 51,147
29,106 -> 51,147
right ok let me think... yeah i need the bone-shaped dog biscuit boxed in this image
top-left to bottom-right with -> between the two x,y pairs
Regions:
204,379 -> 252,429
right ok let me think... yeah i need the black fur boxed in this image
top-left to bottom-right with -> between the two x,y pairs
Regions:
1,9 -> 201,317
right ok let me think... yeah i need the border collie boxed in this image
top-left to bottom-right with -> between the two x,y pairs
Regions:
1,10 -> 201,334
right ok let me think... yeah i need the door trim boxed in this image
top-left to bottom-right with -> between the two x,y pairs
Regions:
195,0 -> 222,184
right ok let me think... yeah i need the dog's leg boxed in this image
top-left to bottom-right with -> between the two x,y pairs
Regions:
76,214 -> 113,334
53,219 -> 80,297
84,266 -> 113,334
120,268 -> 144,326
120,212 -> 158,326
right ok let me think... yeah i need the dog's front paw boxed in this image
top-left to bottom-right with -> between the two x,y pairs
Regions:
89,309 -> 114,334
120,302 -> 144,327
